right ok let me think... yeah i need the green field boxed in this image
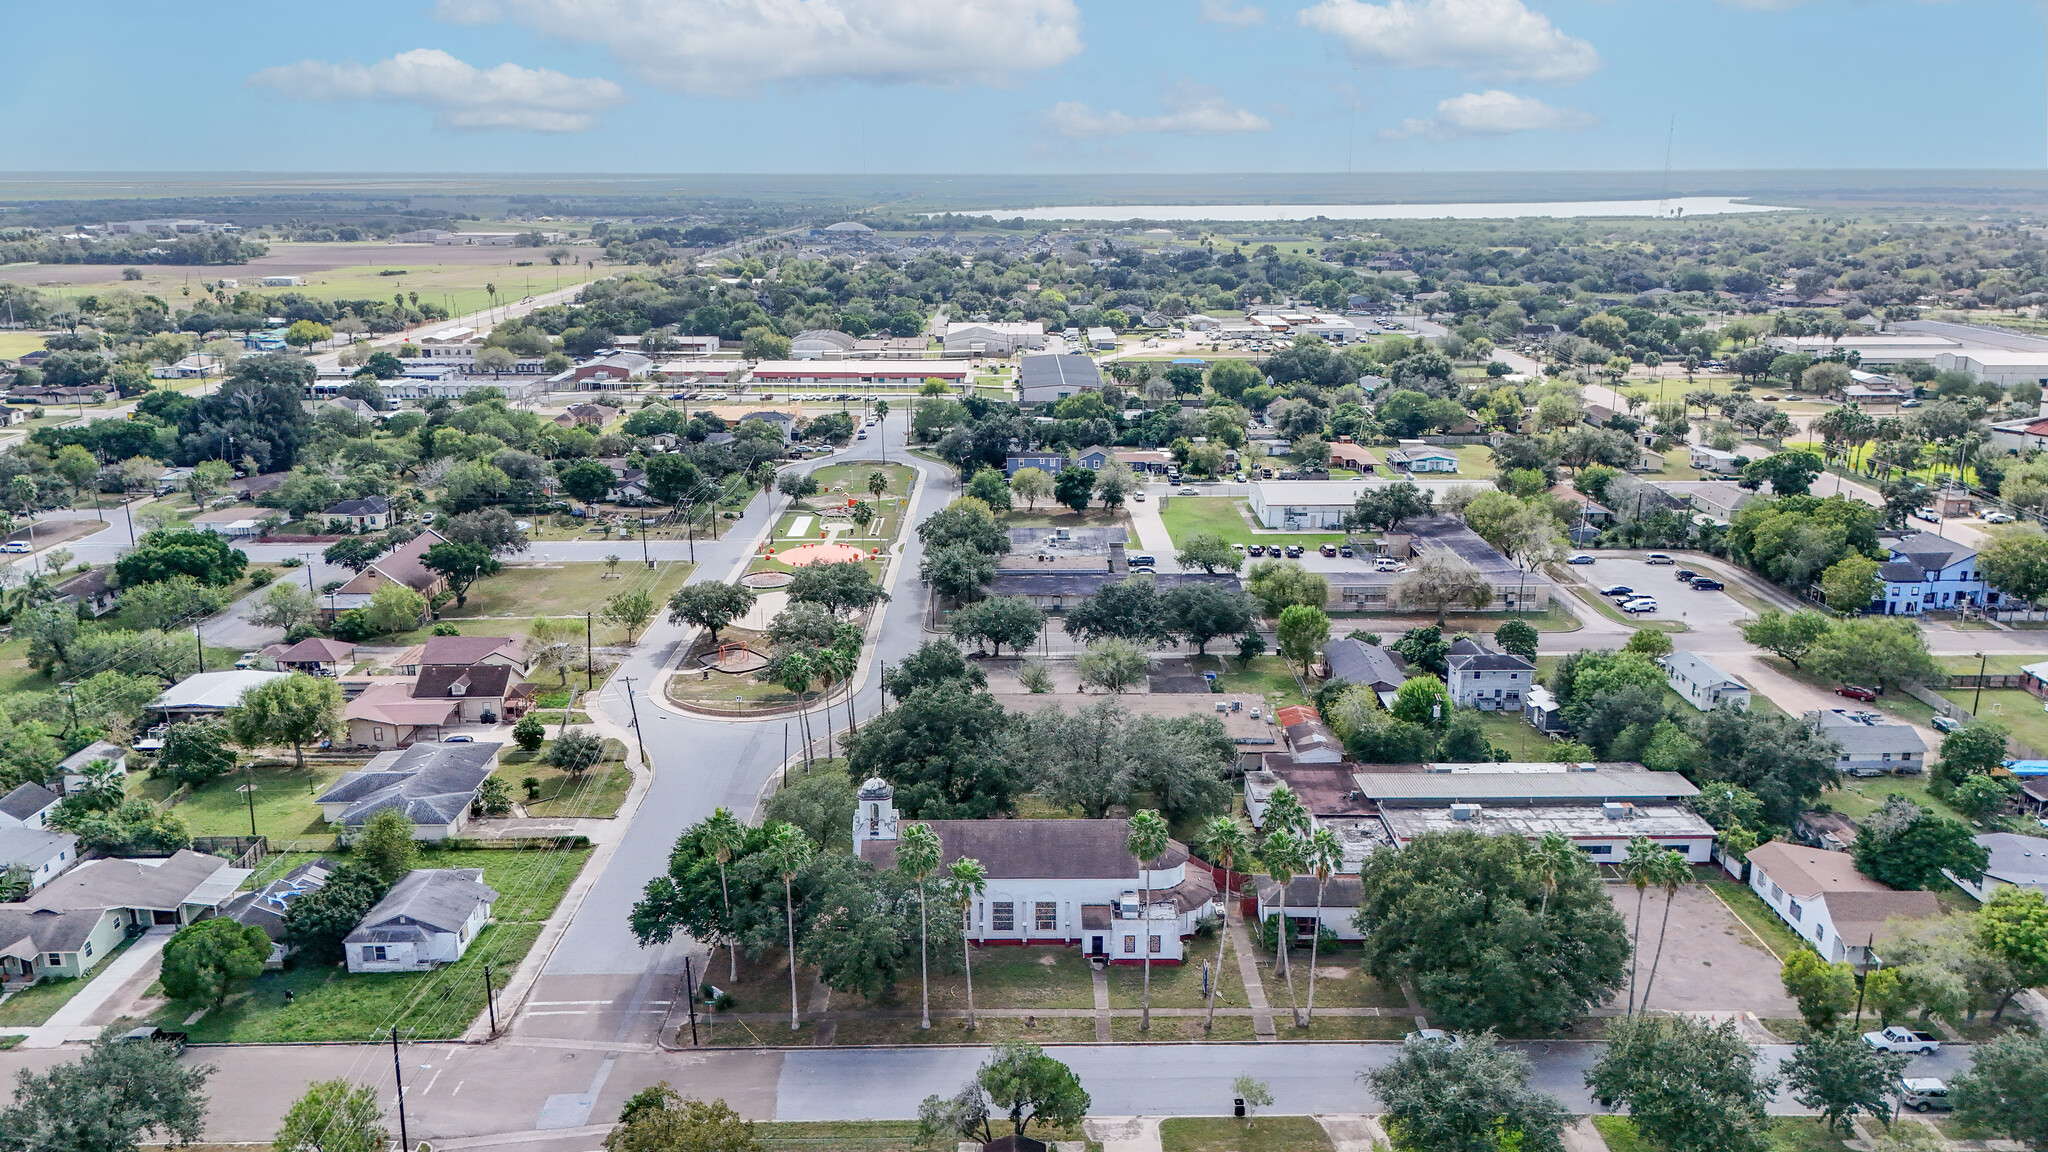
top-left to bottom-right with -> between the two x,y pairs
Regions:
1161,1117 -> 1332,1152
1593,1115 -> 1850,1152
496,740 -> 633,819
139,759 -> 353,848
368,560 -> 693,647
0,333 -> 46,360
1158,496 -> 1351,549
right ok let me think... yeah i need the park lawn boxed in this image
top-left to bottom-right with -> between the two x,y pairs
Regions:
1160,1117 -> 1332,1152
0,333 -> 46,360
149,760 -> 353,845
0,938 -> 135,1026
1478,711 -> 1559,760
1001,506 -> 1133,531
806,461 -> 914,505
439,560 -> 693,623
1158,496 -> 1348,550
1704,878 -> 1802,962
1937,653 -> 2038,675
1189,654 -> 1307,709
496,743 -> 633,819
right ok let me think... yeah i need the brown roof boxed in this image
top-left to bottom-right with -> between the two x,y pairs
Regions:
1264,763 -> 1371,816
412,663 -> 513,701
1831,890 -> 1943,943
341,529 -> 446,596
1746,841 -> 1888,899
347,683 -> 461,727
859,820 -> 1190,880
54,568 -> 113,598
419,635 -> 522,667
274,638 -> 356,663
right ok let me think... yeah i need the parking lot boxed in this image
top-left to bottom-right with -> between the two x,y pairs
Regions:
1606,880 -> 1798,1016
1558,553 -> 1757,633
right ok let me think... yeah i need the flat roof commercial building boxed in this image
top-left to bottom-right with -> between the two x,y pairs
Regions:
1359,760 -> 1715,862
1019,354 -> 1104,404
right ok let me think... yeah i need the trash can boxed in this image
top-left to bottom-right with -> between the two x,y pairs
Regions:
1234,1099 -> 1245,1118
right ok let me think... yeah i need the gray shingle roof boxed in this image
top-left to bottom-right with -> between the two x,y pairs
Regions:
1665,650 -> 1745,690
223,858 -> 336,941
345,868 -> 497,944
0,826 -> 73,869
25,850 -> 234,913
0,907 -> 106,955
323,496 -> 389,517
1807,709 -> 1924,756
1888,531 -> 1976,572
0,783 -> 58,822
1323,638 -> 1409,690
317,741 -> 501,828
1978,832 -> 2048,888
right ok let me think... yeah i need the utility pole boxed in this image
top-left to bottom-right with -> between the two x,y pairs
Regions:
194,625 -> 205,672
585,612 -> 594,690
239,764 -> 258,838
391,1027 -> 410,1152
1972,651 -> 1988,714
301,553 -> 318,596
620,675 -> 648,764
683,956 -> 699,1046
484,965 -> 498,1037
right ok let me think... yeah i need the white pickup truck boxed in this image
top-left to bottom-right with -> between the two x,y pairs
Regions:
1863,1026 -> 1941,1054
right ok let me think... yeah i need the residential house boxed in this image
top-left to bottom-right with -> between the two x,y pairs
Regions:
321,496 -> 390,532
789,330 -> 858,360
1283,719 -> 1345,763
323,531 -> 449,621
1255,876 -> 1366,943
1360,761 -> 1715,863
223,858 -> 335,965
0,827 -> 76,890
1949,833 -> 2048,902
315,741 -> 501,840
0,784 -> 59,830
411,664 -> 513,725
1018,354 -> 1104,404
391,634 -> 528,678
51,569 -> 117,618
1327,442 -> 1380,473
344,683 -> 461,749
152,670 -> 291,724
553,402 -> 619,429
0,850 -> 250,983
1874,531 -> 1998,616
1806,708 -> 1926,775
53,741 -> 126,796
1745,841 -> 1942,965
270,638 -> 356,677
1385,445 -> 1459,473
1321,638 -> 1410,708
852,780 -> 1217,964
1004,451 -> 1066,478
1524,685 -> 1567,734
344,868 -> 498,973
1689,445 -> 1745,474
1318,515 -> 1553,614
1664,651 -> 1751,712
1445,637 -> 1536,711
188,507 -> 267,539
1074,445 -> 1116,471
1796,810 -> 1860,852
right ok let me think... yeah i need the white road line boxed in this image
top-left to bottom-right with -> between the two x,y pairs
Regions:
528,1001 -> 615,1006
451,1079 -> 465,1097
423,1068 -> 444,1096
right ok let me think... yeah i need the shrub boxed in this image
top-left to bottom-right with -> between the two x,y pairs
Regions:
248,569 -> 275,588
546,731 -> 606,773
512,714 -> 546,752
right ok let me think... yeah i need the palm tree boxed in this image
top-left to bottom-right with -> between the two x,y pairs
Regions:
1261,784 -> 1310,841
947,857 -> 987,1030
766,823 -> 814,1031
1530,832 -> 1580,919
1261,829 -> 1305,1026
1637,851 -> 1694,1013
1300,828 -> 1342,1028
867,470 -> 889,503
1621,836 -> 1661,1015
1125,809 -> 1170,1032
73,760 -> 124,810
897,823 -> 943,1030
703,808 -> 746,982
1200,816 -> 1251,1034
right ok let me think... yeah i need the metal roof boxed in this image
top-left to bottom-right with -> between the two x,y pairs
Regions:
1354,763 -> 1699,805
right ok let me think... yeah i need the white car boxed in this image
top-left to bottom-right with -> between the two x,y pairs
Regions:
1403,1029 -> 1462,1049
0,542 -> 29,554
1985,511 -> 2016,524
1622,597 -> 1659,613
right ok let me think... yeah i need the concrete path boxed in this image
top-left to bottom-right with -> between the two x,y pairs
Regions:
1320,1115 -> 1393,1152
1562,1117 -> 1613,1152
19,925 -> 172,1049
1225,912 -> 1277,1039
1092,965 -> 1112,1042
1125,492 -> 1180,569
1085,1116 -> 1163,1152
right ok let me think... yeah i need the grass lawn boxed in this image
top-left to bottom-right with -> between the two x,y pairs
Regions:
496,744 -> 632,819
1479,712 -> 1560,760
1106,942 -> 1245,1010
805,461 -> 915,506
1157,496 -> 1348,549
145,844 -> 589,1042
1447,444 -> 1499,478
1108,1015 -> 1259,1042
0,333 -> 46,360
0,938 -> 134,1026
756,1118 -> 1093,1152
149,759 -> 353,846
827,1015 -> 1098,1046
1160,1117 -> 1332,1152
1704,878 -> 1802,962
1937,653 -> 2039,676
438,561 -> 694,625
1189,654 -> 1307,709
838,945 -> 1097,1013
1937,687 -> 2048,749
1593,1116 -> 1849,1152
1001,506 -> 1132,531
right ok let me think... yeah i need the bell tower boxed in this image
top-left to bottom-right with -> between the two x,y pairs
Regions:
853,777 -> 898,853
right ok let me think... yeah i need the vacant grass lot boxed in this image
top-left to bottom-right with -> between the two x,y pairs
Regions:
1478,711 -> 1559,760
1161,1117 -> 1332,1152
145,759 -> 356,847
1158,496 -> 1349,550
1704,878 -> 1800,962
496,741 -> 632,819
1189,654 -> 1307,709
1938,687 -> 2048,748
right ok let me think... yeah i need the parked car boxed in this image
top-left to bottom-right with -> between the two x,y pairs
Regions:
1690,578 -> 1725,591
1864,1026 -> 1941,1055
1899,1078 -> 1952,1113
1901,398 -> 1923,408
1338,545 -> 1355,558
118,1026 -> 187,1056
1568,554 -> 1596,565
1836,684 -> 1880,702
1320,544 -> 1338,557
1761,394 -> 1780,402
0,541 -> 29,554
1403,1029 -> 1462,1050
1645,553 -> 1675,565
1985,511 -> 2016,524
1283,545 -> 1305,558
1914,508 -> 1941,523
1133,492 -> 1145,501
1231,543 -> 1247,554
1598,584 -> 1634,596
445,735 -> 476,743
1931,715 -> 1961,733
1246,544 -> 1265,557
1374,557 -> 1404,572
1622,598 -> 1659,613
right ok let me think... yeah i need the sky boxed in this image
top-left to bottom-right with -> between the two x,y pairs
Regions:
5,0 -> 2042,178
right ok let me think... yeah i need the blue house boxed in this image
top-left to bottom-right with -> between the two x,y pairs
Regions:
1004,451 -> 1064,478
1875,532 -> 2001,615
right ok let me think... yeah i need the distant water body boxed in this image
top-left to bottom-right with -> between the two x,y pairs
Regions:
992,197 -> 1789,222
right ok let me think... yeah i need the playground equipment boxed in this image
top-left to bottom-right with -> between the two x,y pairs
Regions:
698,642 -> 770,675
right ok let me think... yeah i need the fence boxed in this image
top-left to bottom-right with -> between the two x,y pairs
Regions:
1946,674 -> 2030,689
1901,681 -> 2047,762
191,836 -> 267,869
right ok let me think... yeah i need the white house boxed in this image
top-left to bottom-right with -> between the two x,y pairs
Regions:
1256,876 -> 1366,943
1874,532 -> 1998,616
1949,833 -> 2048,903
1664,651 -> 1751,712
1086,326 -> 1117,350
0,783 -> 60,830
851,779 -> 1217,965
1805,709 -> 1926,775
315,741 -> 500,840
1246,479 -> 1369,529
1386,445 -> 1458,473
1445,638 -> 1536,711
0,827 -> 76,890
344,869 -> 497,973
321,496 -> 391,532
54,741 -> 125,797
1689,445 -> 1744,474
1745,841 -> 1941,966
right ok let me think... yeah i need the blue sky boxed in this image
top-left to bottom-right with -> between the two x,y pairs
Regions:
6,0 -> 2040,175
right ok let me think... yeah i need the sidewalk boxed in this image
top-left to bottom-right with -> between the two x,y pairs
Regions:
20,925 -> 173,1049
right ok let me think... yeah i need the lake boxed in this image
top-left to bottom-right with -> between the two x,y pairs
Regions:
987,196 -> 1790,221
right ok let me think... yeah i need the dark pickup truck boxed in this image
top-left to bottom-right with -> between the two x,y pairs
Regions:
118,1026 -> 188,1055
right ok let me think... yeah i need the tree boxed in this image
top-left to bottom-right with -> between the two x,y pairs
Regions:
1009,466 -> 1052,511
1355,830 -> 1628,1033
1807,618 -> 1943,693
741,326 -> 791,360
1936,720 -> 2010,787
917,500 -> 1009,555
1740,609 -> 1835,668
965,468 -> 1011,512
558,459 -> 618,506
284,319 -> 332,351
548,730 -> 606,772
274,1078 -> 387,1152
157,720 -> 236,787
1393,552 -> 1494,624
1636,849 -> 1693,1012
1176,532 -> 1243,575
976,1043 -> 1090,1139
883,639 -> 988,701
226,672 -> 343,768
1077,638 -> 1149,694
248,581 -> 319,633
323,536 -> 388,573
922,543 -> 997,602
1622,626 -> 1673,659
843,685 -> 1016,819
441,507 -> 530,556
950,595 -> 1044,657
1391,676 -> 1452,729
1053,466 -> 1096,512
605,1090 -> 761,1152
1368,1031 -> 1570,1152
1782,1032 -> 1910,1135
1740,450 -> 1824,496
1853,796 -> 1989,890
1587,1015 -> 1778,1152
421,542 -> 500,608
788,560 -> 885,617
118,577 -> 228,633
766,823 -> 814,1031
897,822 -> 943,1031
1299,827 -> 1342,1025
948,857 -> 988,1030
1494,619 -> 1539,660
1820,554 -> 1881,615
1231,1074 -> 1273,1124
160,916 -> 272,1008
1094,462 -> 1138,508
1202,817 -> 1251,1033
1062,578 -> 1168,644
1245,559 -> 1329,618
1977,887 -> 2048,1020
115,528 -> 246,588
667,582 -> 754,645
282,861 -> 388,964
1161,583 -> 1254,656
1120,809 -> 1171,1031
355,808 -> 419,883
1688,706 -> 1844,827
1276,603 -> 1329,675
1976,526 -> 2048,606
366,581 -> 426,634
0,1034 -> 211,1152
1950,1035 -> 2048,1147
513,713 -> 545,752
1776,928 -> 1856,1019
1348,481 -> 1434,532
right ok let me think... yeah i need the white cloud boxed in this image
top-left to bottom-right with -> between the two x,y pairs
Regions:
1299,0 -> 1600,85
1046,85 -> 1271,138
1382,90 -> 1596,138
248,48 -> 624,132
437,0 -> 1083,93
1199,0 -> 1267,25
